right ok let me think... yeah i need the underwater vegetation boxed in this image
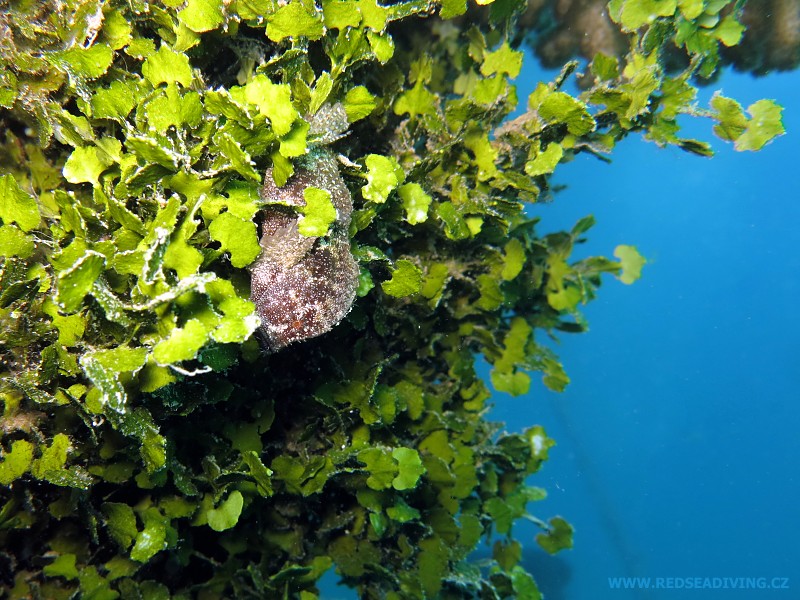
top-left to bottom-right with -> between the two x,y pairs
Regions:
0,0 -> 785,598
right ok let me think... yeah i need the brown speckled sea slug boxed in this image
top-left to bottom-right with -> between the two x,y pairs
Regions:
250,147 -> 359,353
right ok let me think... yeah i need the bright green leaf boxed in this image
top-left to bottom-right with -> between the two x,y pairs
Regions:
358,0 -> 388,31
153,319 -> 209,365
242,451 -> 274,497
397,183 -> 431,225
614,0 -> 677,31
495,317 -> 533,371
126,136 -> 180,170
298,187 -> 337,237
266,3 -> 325,42
546,255 -> 582,311
476,274 -> 503,311
420,262 -> 449,305
525,143 -> 563,177
526,425 -> 555,461
344,86 -> 376,122
31,433 -> 69,479
91,346 -> 149,373
142,44 -> 194,88
208,212 -> 261,268
440,0 -> 467,18
138,426 -> 168,474
214,131 -> 261,181
131,507 -> 168,562
212,296 -> 260,344
309,73 -> 334,115
394,80 -> 437,119
0,175 -> 40,233
677,0 -> 703,19
55,250 -> 106,313
63,145 -> 115,184
367,31 -> 394,63
0,224 -> 34,258
0,439 -> 34,485
714,15 -> 745,47
359,448 -> 397,490
490,370 -> 531,396
481,43 -> 523,78
81,354 -> 129,413
204,181 -> 261,221
491,317 -> 532,395
91,79 -> 138,121
711,94 -> 747,142
547,282 -> 581,311
244,75 -> 298,137
271,150 -> 294,187
391,448 -> 426,490
436,202 -> 471,240
511,565 -> 542,599
52,44 -> 114,79
591,52 -> 620,80
207,490 -> 244,531
102,9 -> 133,49
323,0 -> 362,29
145,85 -> 203,130
179,0 -> 224,32
99,188 -> 147,234
614,244 -> 646,284
538,92 -> 595,136
0,75 -> 17,109
362,154 -> 404,203
44,304 -> 86,346
164,239 -> 203,278
381,259 -> 422,297
736,99 -> 785,151
279,119 -> 309,158
369,511 -> 387,536
43,553 -> 79,580
126,37 -> 156,59
140,226 -> 171,284
502,238 -> 525,281
471,74 -> 508,106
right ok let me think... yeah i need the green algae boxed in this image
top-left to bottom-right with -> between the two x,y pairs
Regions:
0,0 -> 785,597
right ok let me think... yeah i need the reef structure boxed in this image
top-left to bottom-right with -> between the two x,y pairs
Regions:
525,0 -> 627,71
525,0 -> 800,77
723,0 -> 800,75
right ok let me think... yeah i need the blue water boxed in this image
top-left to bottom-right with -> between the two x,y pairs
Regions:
318,63 -> 800,599
484,65 -> 800,599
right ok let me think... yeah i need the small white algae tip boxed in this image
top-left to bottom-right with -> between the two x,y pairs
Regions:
250,146 -> 359,353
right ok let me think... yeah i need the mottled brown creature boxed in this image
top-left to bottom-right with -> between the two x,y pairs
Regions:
250,144 -> 359,353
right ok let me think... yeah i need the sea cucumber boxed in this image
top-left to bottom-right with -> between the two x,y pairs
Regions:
250,148 -> 359,353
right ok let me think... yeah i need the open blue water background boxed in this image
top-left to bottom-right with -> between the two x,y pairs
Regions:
320,61 -> 800,598
483,63 -> 800,599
